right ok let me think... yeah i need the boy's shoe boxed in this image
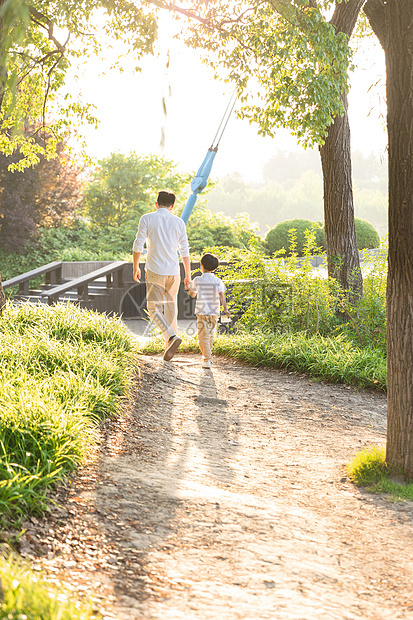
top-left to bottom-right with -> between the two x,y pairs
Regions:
163,335 -> 182,361
202,360 -> 212,369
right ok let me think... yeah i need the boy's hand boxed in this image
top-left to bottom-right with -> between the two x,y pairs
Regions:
133,267 -> 141,282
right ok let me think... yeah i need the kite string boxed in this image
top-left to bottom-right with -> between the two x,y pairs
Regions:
210,87 -> 237,150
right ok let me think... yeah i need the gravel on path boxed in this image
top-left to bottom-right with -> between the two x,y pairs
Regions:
19,353 -> 413,620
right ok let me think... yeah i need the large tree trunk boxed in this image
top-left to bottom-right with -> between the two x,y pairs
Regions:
0,272 -> 5,315
269,0 -> 365,297
365,0 -> 413,477
316,0 -> 365,297
319,90 -> 362,296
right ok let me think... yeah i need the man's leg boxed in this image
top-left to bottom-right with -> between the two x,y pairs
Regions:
146,270 -> 176,345
164,274 -> 181,338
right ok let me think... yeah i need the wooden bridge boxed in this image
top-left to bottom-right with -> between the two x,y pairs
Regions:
2,261 -> 198,320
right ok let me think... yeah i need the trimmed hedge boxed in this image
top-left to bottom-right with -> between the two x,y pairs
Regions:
264,219 -> 324,256
354,218 -> 381,250
265,218 -> 380,256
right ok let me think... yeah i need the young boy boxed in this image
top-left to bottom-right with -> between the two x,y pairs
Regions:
188,253 -> 231,369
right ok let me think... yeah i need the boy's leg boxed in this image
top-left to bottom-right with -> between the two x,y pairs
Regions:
197,315 -> 211,362
209,316 -> 218,354
198,315 -> 217,363
146,270 -> 176,345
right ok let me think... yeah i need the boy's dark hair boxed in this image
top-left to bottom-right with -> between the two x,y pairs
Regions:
157,191 -> 176,207
201,253 -> 219,272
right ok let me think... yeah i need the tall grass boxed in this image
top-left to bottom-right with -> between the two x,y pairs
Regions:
141,331 -> 387,391
347,445 -> 413,501
0,302 -> 137,525
0,553 -> 100,619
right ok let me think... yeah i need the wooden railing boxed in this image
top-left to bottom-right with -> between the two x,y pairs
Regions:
41,261 -> 127,305
2,261 -> 63,295
4,252 -> 383,318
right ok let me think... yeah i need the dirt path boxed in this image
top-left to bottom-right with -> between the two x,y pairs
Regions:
19,353 -> 413,619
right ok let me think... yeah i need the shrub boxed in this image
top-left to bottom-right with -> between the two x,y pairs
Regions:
82,152 -> 190,227
185,207 -> 260,256
265,218 -> 380,257
354,218 -> 381,249
0,219 -> 135,285
202,238 -> 387,353
313,218 -> 380,251
264,219 -> 324,256
339,239 -> 387,351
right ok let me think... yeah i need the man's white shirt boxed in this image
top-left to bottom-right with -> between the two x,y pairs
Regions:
133,208 -> 190,276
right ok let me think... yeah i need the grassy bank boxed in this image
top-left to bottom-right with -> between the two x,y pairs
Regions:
141,331 -> 387,391
0,553 -> 100,619
347,446 -> 413,502
0,302 -> 137,526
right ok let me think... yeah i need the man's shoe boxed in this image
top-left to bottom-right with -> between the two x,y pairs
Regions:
202,360 -> 212,369
163,336 -> 182,361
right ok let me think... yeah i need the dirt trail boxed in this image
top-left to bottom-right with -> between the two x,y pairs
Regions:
20,353 -> 413,619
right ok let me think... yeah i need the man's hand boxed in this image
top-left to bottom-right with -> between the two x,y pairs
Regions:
133,251 -> 142,282
182,256 -> 191,290
224,309 -> 231,319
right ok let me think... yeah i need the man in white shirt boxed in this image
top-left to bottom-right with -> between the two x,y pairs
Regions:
132,191 -> 191,361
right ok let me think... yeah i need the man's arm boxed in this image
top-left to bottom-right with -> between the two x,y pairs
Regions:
178,221 -> 191,289
132,215 -> 147,281
133,251 -> 141,282
182,255 -> 191,290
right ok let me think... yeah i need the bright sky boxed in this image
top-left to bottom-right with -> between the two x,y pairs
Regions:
72,17 -> 387,183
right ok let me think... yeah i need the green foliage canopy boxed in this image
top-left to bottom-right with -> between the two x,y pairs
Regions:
184,207 -> 259,255
167,0 -> 352,147
0,1 -> 158,167
82,152 -> 191,227
0,127 -> 83,252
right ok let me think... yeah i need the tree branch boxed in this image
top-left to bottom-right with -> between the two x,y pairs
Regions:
363,0 -> 387,47
329,0 -> 366,36
13,49 -> 62,88
43,53 -> 64,130
146,0 -> 211,27
147,0 -> 262,53
29,6 -> 68,54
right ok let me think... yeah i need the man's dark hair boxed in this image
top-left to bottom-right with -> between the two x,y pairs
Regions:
201,253 -> 219,272
157,191 -> 176,207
